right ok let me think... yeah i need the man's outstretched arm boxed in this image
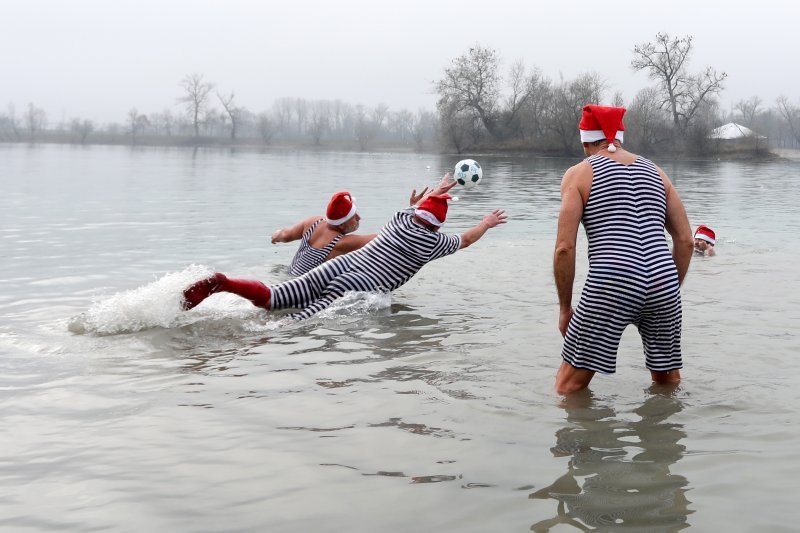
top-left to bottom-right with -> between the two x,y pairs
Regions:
459,209 -> 507,249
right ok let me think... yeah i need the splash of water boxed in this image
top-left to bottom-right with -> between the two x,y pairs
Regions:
68,265 -> 213,336
317,291 -> 393,318
68,268 -> 393,336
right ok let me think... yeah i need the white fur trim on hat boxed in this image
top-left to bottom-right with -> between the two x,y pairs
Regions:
579,130 -> 624,143
414,208 -> 443,227
695,233 -> 715,245
326,202 -> 357,225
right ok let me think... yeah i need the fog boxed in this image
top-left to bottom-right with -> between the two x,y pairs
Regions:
1,0 -> 798,124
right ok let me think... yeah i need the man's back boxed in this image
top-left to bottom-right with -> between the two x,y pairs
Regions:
344,208 -> 461,290
583,154 -> 675,284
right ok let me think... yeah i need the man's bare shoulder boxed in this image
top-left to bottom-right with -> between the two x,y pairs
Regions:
563,160 -> 592,180
562,161 -> 594,195
336,232 -> 377,253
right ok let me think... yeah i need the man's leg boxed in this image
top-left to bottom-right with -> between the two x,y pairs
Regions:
555,361 -> 595,394
650,369 -> 681,385
182,273 -> 270,310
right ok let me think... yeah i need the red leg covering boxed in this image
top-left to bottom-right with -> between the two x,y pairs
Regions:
182,273 -> 271,310
182,273 -> 227,310
223,277 -> 271,309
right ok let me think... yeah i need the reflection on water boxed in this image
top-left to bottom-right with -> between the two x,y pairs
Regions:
530,390 -> 692,531
3,145 -> 799,531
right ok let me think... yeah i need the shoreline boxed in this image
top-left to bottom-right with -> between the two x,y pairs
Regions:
1,136 -> 793,163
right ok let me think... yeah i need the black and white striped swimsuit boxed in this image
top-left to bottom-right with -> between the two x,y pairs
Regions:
271,207 -> 461,320
562,155 -> 683,374
289,219 -> 343,276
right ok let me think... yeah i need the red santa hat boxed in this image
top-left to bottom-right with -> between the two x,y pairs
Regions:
326,191 -> 357,225
414,194 -> 451,227
694,225 -> 716,245
579,105 -> 626,153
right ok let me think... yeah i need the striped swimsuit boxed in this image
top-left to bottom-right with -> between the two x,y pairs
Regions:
562,155 -> 683,374
271,207 -> 461,320
289,219 -> 343,276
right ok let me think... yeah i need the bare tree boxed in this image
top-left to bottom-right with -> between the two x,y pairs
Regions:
203,108 -> 224,137
307,100 -> 331,146
734,96 -> 762,127
411,109 -> 435,152
354,104 -> 387,151
389,109 -> 414,142
435,45 -> 501,138
70,118 -> 94,144
178,73 -> 214,138
5,103 -> 22,140
545,72 -> 605,154
625,87 -> 671,151
438,100 -> 473,154
516,69 -> 553,145
25,102 -> 47,140
632,32 -> 727,133
272,97 -> 293,135
776,96 -> 800,145
294,98 -> 308,136
501,60 -> 546,140
152,109 -> 175,136
330,99 -> 351,135
257,112 -> 275,144
217,91 -> 242,140
127,108 -> 150,143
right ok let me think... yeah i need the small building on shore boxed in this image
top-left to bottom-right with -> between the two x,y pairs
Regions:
709,122 -> 768,153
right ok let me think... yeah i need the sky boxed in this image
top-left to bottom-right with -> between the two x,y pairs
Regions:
2,0 -> 798,125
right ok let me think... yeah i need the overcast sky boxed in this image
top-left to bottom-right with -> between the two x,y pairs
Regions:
2,0 -> 798,124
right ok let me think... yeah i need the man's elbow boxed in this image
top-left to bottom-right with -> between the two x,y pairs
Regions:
460,236 -> 476,249
554,241 -> 575,259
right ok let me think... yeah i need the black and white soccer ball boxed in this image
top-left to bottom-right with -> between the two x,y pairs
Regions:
454,159 -> 483,189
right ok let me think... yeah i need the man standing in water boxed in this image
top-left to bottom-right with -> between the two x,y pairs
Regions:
553,105 -> 694,394
182,175 -> 507,320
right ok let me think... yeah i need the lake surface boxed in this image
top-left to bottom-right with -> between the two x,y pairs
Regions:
1,143 -> 798,531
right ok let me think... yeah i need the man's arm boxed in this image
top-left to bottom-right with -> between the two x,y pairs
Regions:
330,233 -> 378,257
554,164 -> 587,337
271,215 -> 320,244
658,167 -> 694,285
459,209 -> 507,249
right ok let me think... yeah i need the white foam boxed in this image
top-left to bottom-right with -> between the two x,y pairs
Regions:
68,265 -> 213,336
68,271 -> 394,336
316,291 -> 392,318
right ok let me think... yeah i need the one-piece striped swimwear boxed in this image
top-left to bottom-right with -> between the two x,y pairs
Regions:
289,219 -> 343,276
562,155 -> 683,374
271,207 -> 461,320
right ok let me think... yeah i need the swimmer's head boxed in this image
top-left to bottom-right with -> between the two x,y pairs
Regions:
694,225 -> 715,246
326,192 -> 358,229
414,194 -> 451,228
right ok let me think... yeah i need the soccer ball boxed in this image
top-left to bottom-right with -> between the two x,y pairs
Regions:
454,159 -> 483,189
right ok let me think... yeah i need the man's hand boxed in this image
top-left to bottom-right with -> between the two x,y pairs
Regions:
432,173 -> 457,196
482,209 -> 507,228
409,186 -> 430,206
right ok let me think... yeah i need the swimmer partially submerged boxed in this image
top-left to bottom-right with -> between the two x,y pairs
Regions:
694,225 -> 716,257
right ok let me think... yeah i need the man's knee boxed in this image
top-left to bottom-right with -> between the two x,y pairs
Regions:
555,361 -> 595,395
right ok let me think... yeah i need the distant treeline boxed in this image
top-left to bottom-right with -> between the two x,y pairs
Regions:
2,33 -> 800,157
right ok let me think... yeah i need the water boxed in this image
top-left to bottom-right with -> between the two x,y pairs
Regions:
1,143 -> 799,531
